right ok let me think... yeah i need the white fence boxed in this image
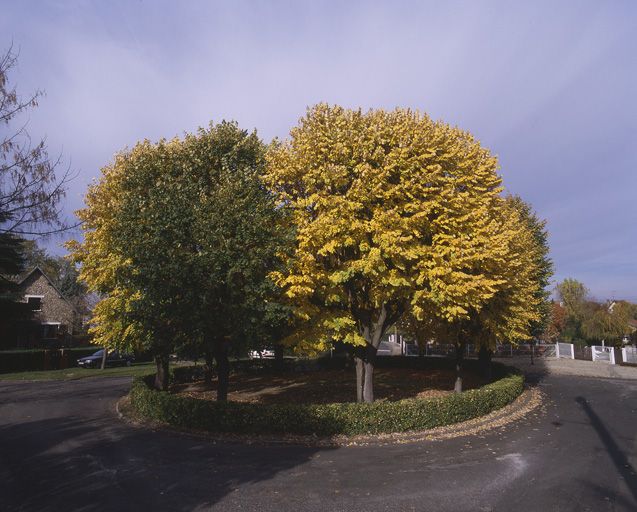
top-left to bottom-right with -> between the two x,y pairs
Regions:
621,346 -> 637,364
555,342 -> 575,359
375,340 -> 635,363
591,345 -> 616,364
542,344 -> 556,357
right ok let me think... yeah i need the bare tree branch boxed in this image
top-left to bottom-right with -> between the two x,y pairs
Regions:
0,44 -> 74,238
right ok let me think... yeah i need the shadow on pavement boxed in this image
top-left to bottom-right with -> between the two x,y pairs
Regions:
576,396 -> 637,504
0,404 -> 332,511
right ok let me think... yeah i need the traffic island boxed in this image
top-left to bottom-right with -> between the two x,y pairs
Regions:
121,361 -> 534,445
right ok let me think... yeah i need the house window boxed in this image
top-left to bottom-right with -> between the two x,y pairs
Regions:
25,295 -> 44,312
42,323 -> 61,339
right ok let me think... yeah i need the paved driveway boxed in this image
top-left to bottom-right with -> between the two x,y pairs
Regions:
1,362 -> 636,511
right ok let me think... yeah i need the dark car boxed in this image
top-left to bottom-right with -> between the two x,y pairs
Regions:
77,350 -> 134,368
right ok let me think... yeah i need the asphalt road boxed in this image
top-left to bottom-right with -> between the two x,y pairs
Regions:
1,365 -> 636,512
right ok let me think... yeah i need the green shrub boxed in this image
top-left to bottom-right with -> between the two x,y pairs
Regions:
129,365 -> 524,436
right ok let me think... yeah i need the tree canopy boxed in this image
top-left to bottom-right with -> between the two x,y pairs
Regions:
555,278 -> 589,341
71,104 -> 557,401
264,104 -> 542,402
582,300 -> 634,346
506,195 -> 552,339
70,122 -> 287,391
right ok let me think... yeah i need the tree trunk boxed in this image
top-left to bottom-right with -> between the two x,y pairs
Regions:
478,345 -> 493,382
100,347 -> 107,370
354,347 -> 364,403
362,344 -> 377,403
274,344 -> 284,371
214,338 -> 230,402
154,354 -> 169,391
454,342 -> 465,393
203,349 -> 214,387
352,302 -> 402,403
353,344 -> 377,403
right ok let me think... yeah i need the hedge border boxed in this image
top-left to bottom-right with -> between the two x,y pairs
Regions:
129,363 -> 524,437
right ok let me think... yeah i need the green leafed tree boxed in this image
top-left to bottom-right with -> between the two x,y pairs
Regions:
177,123 -> 291,399
70,122 -> 287,392
0,225 -> 30,341
555,278 -> 588,341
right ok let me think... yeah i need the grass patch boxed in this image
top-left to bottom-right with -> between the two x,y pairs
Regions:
0,362 -> 157,381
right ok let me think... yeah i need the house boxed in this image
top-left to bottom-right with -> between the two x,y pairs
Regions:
4,267 -> 80,348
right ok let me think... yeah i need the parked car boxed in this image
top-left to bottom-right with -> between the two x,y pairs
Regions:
248,348 -> 275,359
77,350 -> 134,368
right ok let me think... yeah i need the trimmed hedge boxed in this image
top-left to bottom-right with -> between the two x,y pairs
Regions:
129,364 -> 524,437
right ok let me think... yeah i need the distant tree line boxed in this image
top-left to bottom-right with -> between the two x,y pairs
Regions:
543,278 -> 636,347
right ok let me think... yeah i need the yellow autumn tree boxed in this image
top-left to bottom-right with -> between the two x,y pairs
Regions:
476,197 -> 547,344
439,197 -> 547,390
265,104 -> 523,403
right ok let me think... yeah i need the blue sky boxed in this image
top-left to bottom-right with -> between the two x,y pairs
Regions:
2,1 -> 636,301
